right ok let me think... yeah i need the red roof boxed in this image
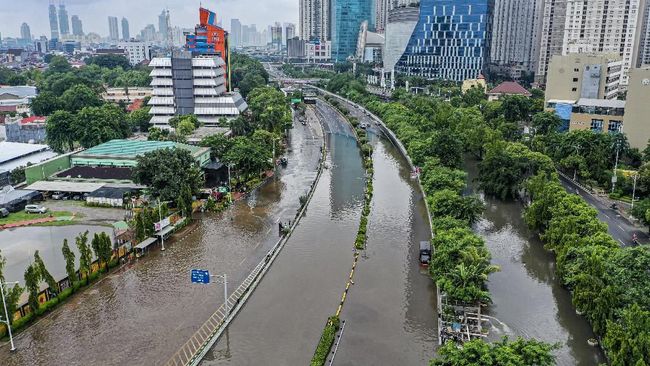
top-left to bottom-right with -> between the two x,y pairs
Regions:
127,99 -> 144,112
488,81 -> 532,97
21,116 -> 47,124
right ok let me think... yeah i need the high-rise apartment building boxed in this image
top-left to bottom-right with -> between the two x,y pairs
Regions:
271,22 -> 283,50
58,4 -> 70,36
108,16 -> 120,41
231,19 -> 242,48
159,10 -> 170,41
49,4 -> 59,40
118,41 -> 150,65
122,18 -> 130,41
71,15 -> 84,36
636,1 -> 650,66
331,0 -> 374,61
148,52 -> 247,128
375,0 -> 389,33
395,0 -> 492,81
299,0 -> 330,41
141,25 -> 157,42
537,0 -> 644,86
490,0 -> 543,77
285,23 -> 296,44
20,23 -> 31,41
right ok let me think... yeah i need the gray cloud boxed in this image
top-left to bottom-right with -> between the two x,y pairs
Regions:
1,0 -> 298,38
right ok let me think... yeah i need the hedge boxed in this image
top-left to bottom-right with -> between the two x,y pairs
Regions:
310,316 -> 341,366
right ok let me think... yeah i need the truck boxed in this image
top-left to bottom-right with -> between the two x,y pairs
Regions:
419,241 -> 431,265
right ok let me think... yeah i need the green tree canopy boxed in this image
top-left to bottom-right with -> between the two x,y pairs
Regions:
132,148 -> 204,201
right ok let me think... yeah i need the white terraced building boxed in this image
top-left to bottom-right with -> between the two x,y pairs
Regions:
148,52 -> 247,129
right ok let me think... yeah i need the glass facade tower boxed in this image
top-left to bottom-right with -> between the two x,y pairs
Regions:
396,0 -> 492,81
331,0 -> 375,62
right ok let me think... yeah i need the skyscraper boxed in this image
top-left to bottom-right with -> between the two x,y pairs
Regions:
271,22 -> 283,50
58,4 -> 70,36
639,1 -> 650,66
395,0 -> 492,81
20,23 -> 31,41
299,0 -> 330,41
108,16 -> 120,41
490,0 -> 543,77
331,0 -> 374,61
159,10 -> 170,41
285,23 -> 296,44
375,0 -> 389,33
71,15 -> 84,36
122,17 -> 130,41
231,19 -> 242,48
49,4 -> 59,40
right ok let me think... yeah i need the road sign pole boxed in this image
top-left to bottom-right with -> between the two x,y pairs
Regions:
223,273 -> 228,318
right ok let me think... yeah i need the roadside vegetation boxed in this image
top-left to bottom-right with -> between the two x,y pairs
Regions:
323,71 -> 650,365
0,210 -> 73,226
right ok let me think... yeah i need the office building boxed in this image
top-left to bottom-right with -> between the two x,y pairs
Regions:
49,4 -> 59,40
159,10 -> 170,41
545,53 -> 622,103
287,37 -> 306,61
108,16 -> 120,41
140,24 -> 157,42
20,23 -> 31,41
490,0 -> 543,78
623,67 -> 650,149
299,0 -> 330,41
566,98 -> 625,133
34,36 -> 48,53
71,15 -> 84,36
58,4 -> 70,36
395,0 -> 492,82
356,21 -> 384,63
185,7 -> 228,61
331,0 -> 374,62
305,40 -> 332,62
148,52 -> 247,128
383,5 -> 420,73
121,18 -> 130,41
231,19 -> 242,48
117,41 -> 151,65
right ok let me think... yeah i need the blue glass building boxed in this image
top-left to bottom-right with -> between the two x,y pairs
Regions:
331,0 -> 375,62
396,0 -> 492,81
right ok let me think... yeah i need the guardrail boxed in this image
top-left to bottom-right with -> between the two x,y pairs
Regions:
165,111 -> 328,366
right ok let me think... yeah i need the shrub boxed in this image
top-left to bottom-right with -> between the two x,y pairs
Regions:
361,144 -> 373,157
11,313 -> 34,331
58,287 -> 73,302
311,316 -> 340,366
88,271 -> 100,283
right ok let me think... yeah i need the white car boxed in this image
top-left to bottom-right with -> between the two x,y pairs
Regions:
25,205 -> 48,214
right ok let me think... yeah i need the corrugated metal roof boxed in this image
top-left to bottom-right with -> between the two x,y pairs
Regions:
0,142 -> 51,164
25,181 -> 105,193
75,139 -> 203,158
0,86 -> 37,98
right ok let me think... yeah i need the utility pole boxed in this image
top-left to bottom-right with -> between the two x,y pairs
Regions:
158,198 -> 165,251
0,280 -> 19,352
227,164 -> 233,204
632,173 -> 639,210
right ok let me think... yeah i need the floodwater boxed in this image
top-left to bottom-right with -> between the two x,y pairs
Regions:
0,114 -> 323,366
201,100 -> 366,365
0,225 -> 113,286
465,159 -> 606,366
333,134 -> 438,365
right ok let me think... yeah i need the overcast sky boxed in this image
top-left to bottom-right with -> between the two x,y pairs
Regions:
0,0 -> 298,39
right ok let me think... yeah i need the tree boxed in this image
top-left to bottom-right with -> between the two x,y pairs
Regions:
532,111 -> 562,135
132,148 -> 204,202
45,110 -> 76,152
47,55 -> 72,74
129,107 -> 152,132
177,118 -> 197,136
431,337 -> 558,366
10,166 -> 25,185
603,304 -> 650,366
86,54 -> 131,70
34,251 -> 58,296
201,133 -> 233,159
428,189 -> 484,225
61,239 -> 77,282
24,264 -> 40,312
91,232 -> 112,270
60,84 -> 103,113
0,250 -> 23,325
247,87 -> 292,133
223,136 -> 273,179
73,103 -> 130,148
76,231 -> 92,280
30,91 -> 61,116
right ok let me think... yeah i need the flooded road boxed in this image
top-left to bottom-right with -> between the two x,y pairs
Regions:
465,160 -> 606,366
0,115 -> 323,366
201,100 -> 366,365
334,134 -> 438,365
0,225 -> 113,286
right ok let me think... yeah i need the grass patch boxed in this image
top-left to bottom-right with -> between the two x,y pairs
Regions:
311,316 -> 340,366
0,210 -> 74,225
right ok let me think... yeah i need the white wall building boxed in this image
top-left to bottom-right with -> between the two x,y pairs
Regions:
299,0 -> 330,41
305,41 -> 332,63
117,41 -> 151,65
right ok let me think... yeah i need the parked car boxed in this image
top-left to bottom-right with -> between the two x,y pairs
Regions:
0,208 -> 9,218
419,241 -> 431,265
52,192 -> 66,200
25,205 -> 48,214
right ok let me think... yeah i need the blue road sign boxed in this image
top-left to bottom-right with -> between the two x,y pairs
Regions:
191,269 -> 210,284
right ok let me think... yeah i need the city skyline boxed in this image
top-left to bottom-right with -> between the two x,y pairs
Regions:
0,0 -> 298,39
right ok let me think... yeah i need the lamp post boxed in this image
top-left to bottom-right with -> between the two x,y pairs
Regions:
227,164 -> 233,204
158,198 -> 165,251
612,143 -> 620,193
632,173 -> 639,210
211,273 -> 229,317
0,280 -> 19,352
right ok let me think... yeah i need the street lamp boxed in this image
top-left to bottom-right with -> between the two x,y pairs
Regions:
612,142 -> 621,193
227,164 -> 233,204
632,173 -> 639,210
0,280 -> 19,352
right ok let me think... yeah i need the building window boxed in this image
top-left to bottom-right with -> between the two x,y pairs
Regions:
608,120 -> 622,133
591,119 -> 604,131
573,78 -> 579,82
572,87 -> 577,91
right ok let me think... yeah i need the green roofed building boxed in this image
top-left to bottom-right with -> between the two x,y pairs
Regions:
71,139 -> 211,168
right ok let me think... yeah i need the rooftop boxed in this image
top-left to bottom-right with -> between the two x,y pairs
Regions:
75,139 -> 205,159
0,86 -> 37,98
488,82 -> 532,97
576,98 -> 626,109
0,142 -> 52,165
25,181 -> 106,193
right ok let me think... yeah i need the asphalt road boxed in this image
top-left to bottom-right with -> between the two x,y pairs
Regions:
559,174 -> 648,247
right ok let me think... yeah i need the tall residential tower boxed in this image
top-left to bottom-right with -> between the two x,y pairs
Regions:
299,0 -> 330,41
58,4 -> 70,36
48,4 -> 59,40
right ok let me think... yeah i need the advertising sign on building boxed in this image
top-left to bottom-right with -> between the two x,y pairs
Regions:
154,217 -> 171,232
